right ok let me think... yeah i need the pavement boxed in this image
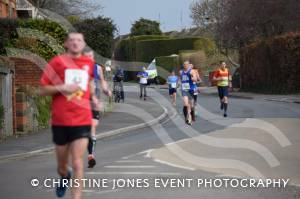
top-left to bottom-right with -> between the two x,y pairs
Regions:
0,86 -> 167,161
199,86 -> 300,104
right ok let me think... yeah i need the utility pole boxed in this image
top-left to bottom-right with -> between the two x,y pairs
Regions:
158,13 -> 161,24
180,10 -> 183,30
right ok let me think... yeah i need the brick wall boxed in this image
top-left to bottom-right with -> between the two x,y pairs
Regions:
9,57 -> 42,133
10,57 -> 43,87
0,0 -> 17,18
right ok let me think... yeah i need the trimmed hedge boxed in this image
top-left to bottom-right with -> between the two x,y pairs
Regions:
156,55 -> 179,73
0,18 -> 67,61
240,32 -> 300,94
114,35 -> 170,61
179,50 -> 207,69
135,37 -> 213,63
193,39 -> 216,56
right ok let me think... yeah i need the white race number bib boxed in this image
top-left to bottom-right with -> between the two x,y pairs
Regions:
65,69 -> 89,91
182,83 -> 190,90
171,83 -> 177,88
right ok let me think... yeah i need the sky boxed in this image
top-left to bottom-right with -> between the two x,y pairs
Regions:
90,0 -> 197,35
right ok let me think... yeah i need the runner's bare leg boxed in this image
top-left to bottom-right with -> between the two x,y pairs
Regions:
70,138 -> 88,199
56,145 -> 70,177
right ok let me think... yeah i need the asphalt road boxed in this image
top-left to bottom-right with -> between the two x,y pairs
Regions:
0,87 -> 300,199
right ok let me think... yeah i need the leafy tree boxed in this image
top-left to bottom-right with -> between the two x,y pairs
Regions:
74,16 -> 117,58
130,18 -> 162,36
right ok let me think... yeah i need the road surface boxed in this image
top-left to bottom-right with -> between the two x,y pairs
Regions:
0,86 -> 299,199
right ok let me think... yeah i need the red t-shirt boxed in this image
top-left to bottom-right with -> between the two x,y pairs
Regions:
40,54 -> 94,126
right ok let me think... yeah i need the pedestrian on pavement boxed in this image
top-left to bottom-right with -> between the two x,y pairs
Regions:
83,48 -> 112,168
137,67 -> 149,100
113,66 -> 125,102
39,32 -> 95,199
167,70 -> 179,106
213,61 -> 232,117
180,61 -> 198,125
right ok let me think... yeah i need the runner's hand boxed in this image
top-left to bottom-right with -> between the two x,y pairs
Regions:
60,84 -> 80,95
92,95 -> 102,111
103,89 -> 112,98
108,90 -> 112,98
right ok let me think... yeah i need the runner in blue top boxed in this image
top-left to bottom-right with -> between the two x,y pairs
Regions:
167,71 -> 179,106
180,60 -> 198,125
83,48 -> 112,168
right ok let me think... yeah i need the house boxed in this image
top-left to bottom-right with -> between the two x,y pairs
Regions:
16,0 -> 45,19
0,56 -> 15,137
0,0 -> 17,18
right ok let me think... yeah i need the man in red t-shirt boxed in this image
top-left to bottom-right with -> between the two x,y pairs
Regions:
40,32 -> 94,199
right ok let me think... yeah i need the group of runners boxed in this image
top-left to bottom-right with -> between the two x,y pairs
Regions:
39,31 -> 232,199
167,60 -> 232,125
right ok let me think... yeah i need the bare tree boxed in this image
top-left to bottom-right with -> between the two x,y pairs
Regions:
220,0 -> 300,47
190,0 -> 300,66
30,0 -> 102,17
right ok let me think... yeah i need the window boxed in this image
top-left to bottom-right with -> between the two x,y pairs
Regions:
0,4 -> 2,17
9,6 -> 13,17
6,4 -> 9,17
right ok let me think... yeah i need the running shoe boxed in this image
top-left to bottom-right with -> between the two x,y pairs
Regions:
191,112 -> 196,122
224,113 -> 227,118
88,155 -> 96,168
56,170 -> 71,198
185,118 -> 192,125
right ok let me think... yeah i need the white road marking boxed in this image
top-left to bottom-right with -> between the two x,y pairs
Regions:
83,189 -> 119,195
165,138 -> 190,146
86,171 -> 181,176
153,158 -> 196,171
115,160 -> 142,163
104,165 -> 156,169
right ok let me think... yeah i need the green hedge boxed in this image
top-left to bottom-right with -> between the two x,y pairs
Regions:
179,50 -> 207,68
156,55 -> 179,73
193,38 -> 216,56
0,18 -> 67,61
135,37 -> 213,63
114,35 -> 170,61
240,32 -> 300,94
33,95 -> 51,129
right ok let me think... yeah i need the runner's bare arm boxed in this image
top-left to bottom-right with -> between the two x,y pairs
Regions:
212,72 -> 222,81
99,67 -> 108,91
39,84 -> 80,96
98,67 -> 112,97
190,70 -> 198,82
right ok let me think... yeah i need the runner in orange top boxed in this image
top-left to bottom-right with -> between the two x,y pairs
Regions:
213,61 -> 232,117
